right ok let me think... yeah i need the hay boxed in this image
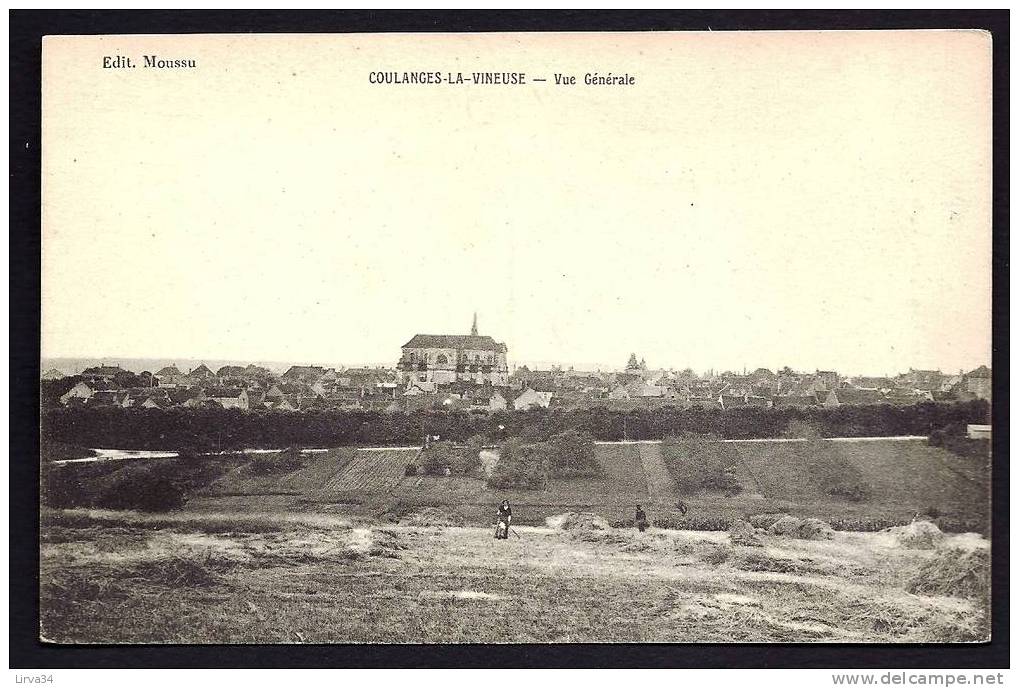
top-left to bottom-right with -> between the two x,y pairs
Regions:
399,507 -> 465,527
570,529 -> 629,545
884,520 -> 945,550
546,512 -> 611,531
768,515 -> 804,537
766,515 -> 833,540
129,549 -> 234,587
748,513 -> 786,530
799,518 -> 835,541
728,520 -> 764,547
908,547 -> 990,600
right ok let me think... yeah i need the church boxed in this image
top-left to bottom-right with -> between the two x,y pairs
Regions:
398,314 -> 510,387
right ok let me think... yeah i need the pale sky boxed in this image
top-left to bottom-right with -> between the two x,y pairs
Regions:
42,31 -> 992,375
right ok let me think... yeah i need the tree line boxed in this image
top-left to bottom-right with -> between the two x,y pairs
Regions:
40,399 -> 990,453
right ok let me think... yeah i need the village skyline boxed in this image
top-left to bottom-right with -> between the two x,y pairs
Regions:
41,352 -> 992,380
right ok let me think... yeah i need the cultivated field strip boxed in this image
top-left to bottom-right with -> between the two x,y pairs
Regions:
636,444 -> 680,505
592,444 -> 649,505
324,449 -> 409,492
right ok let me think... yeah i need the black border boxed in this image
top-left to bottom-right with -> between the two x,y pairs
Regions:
10,9 -> 1009,669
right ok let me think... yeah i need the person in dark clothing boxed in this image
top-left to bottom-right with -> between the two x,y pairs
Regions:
676,499 -> 689,516
495,500 -> 512,539
635,504 -> 649,532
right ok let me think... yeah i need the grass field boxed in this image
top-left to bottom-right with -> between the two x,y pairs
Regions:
39,508 -> 989,644
661,439 -> 990,533
46,439 -> 989,533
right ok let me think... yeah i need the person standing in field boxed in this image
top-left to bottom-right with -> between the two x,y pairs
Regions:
635,504 -> 649,532
495,500 -> 512,539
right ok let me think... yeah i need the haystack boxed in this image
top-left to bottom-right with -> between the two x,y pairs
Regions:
908,546 -> 989,599
546,512 -> 610,531
728,519 -> 764,547
884,520 -> 945,550
768,515 -> 803,536
798,518 -> 835,540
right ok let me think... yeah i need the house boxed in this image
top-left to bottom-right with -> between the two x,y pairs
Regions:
155,365 -> 187,387
282,365 -> 333,385
898,368 -> 945,391
203,387 -> 249,410
123,388 -> 171,408
397,314 -> 510,386
169,387 -> 204,407
41,369 -> 65,381
270,396 -> 300,412
634,383 -> 667,398
266,383 -> 309,400
216,365 -> 248,379
848,376 -> 896,392
608,385 -> 630,400
187,364 -> 216,385
816,390 -> 840,408
467,387 -> 509,412
962,365 -> 992,401
405,380 -> 438,395
139,395 -> 173,409
833,388 -> 885,406
60,380 -> 114,405
80,365 -> 128,382
512,387 -> 553,411
883,389 -> 927,406
87,390 -> 125,407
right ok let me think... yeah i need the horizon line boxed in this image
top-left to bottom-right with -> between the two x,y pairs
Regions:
40,354 -> 990,379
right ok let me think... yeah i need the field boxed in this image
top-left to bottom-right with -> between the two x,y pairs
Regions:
659,439 -> 990,533
39,508 -> 989,644
45,439 -> 990,533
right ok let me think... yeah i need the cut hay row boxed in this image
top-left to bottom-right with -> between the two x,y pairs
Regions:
636,443 -> 680,505
323,449 -> 408,492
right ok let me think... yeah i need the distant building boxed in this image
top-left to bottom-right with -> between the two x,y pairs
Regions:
81,365 -> 128,383
512,387 -> 553,411
962,365 -> 992,401
282,366 -> 335,385
203,387 -> 249,410
398,314 -> 509,386
60,380 -> 112,405
187,364 -> 216,385
155,365 -> 187,387
41,369 -> 65,381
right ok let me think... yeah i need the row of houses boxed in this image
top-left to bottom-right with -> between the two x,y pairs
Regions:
46,357 -> 992,413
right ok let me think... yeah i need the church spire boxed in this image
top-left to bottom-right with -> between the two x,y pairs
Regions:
471,312 -> 478,336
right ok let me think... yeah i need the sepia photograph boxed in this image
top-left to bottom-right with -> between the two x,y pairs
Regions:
25,18 -> 1000,657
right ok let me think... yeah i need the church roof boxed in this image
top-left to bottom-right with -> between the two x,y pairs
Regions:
402,334 -> 507,353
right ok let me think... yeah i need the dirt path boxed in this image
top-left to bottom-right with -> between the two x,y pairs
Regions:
637,443 -> 679,506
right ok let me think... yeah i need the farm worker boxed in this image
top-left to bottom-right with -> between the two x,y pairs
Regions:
635,504 -> 649,533
676,499 -> 689,516
495,500 -> 512,539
